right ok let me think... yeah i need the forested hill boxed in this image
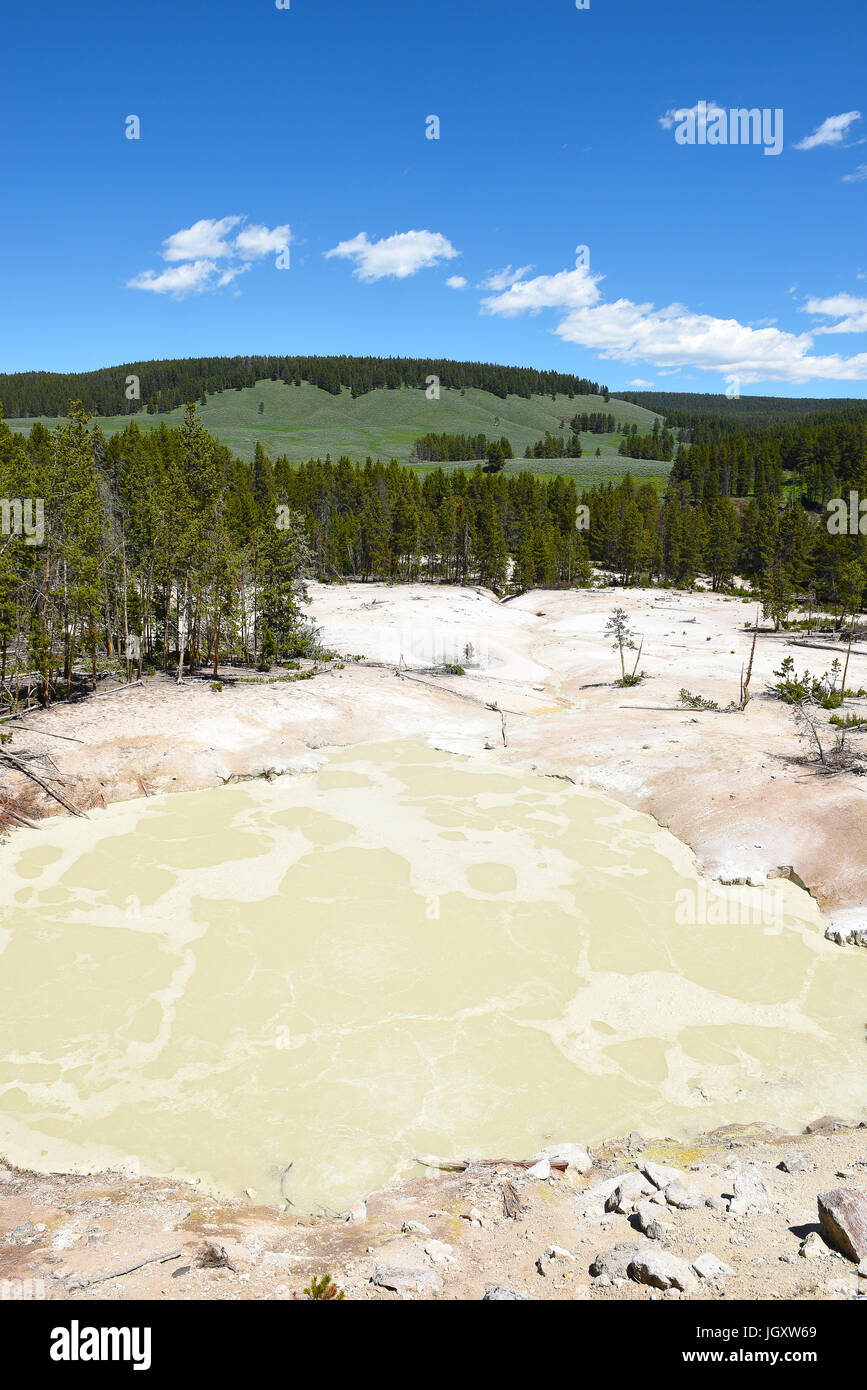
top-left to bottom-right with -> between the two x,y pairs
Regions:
621,390 -> 867,428
0,356 -> 605,419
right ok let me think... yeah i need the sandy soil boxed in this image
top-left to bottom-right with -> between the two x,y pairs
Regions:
2,581 -> 867,1302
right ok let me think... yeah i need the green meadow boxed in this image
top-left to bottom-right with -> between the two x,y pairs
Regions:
6,378 -> 669,483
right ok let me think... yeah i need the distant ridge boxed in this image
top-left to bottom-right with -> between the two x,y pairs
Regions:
0,355 -> 606,419
621,390 -> 867,426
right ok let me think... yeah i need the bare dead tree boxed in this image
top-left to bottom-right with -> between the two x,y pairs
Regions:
738,609 -> 759,711
791,698 -> 867,774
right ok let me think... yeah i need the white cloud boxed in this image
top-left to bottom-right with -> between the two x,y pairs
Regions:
659,100 -> 724,131
479,263 -> 867,385
479,264 -> 535,291
234,223 -> 291,259
161,216 -> 243,262
128,215 -> 291,296
480,267 -> 602,317
843,164 -> 867,182
324,230 -> 459,281
216,263 -> 252,288
446,275 -> 468,289
794,111 -> 861,150
803,293 -> 867,334
627,378 -> 654,388
126,260 -> 220,297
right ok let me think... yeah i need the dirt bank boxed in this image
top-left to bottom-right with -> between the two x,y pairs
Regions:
2,1119 -> 865,1301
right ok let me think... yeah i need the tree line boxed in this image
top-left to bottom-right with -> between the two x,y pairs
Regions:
412,432 -> 514,463
618,419 -> 676,461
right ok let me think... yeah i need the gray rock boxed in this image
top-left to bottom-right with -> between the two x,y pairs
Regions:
824,925 -> 867,949
605,1172 -> 655,1214
635,1201 -> 672,1240
799,1232 -> 827,1259
483,1285 -> 538,1300
536,1245 -> 576,1276
643,1161 -> 687,1190
665,1180 -> 703,1210
629,1249 -> 699,1293
589,1242 -> 646,1281
581,1174 -> 628,1210
535,1143 -> 592,1173
526,1158 -> 551,1180
728,1165 -> 772,1214
372,1263 -> 443,1294
692,1253 -> 733,1280
778,1153 -> 811,1174
424,1241 -> 454,1264
817,1189 -> 867,1263
807,1115 -> 850,1135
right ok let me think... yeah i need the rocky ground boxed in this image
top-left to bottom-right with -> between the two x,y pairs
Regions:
1,1118 -> 866,1302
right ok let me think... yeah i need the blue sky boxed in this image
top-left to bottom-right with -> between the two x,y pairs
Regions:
1,0 -> 866,396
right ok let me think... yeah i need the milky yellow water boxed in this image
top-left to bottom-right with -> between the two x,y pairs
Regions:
0,740 -> 864,1213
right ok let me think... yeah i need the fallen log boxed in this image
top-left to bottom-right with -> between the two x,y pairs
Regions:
790,639 -> 867,656
89,680 -> 144,698
414,1154 -> 570,1172
1,725 -> 87,743
66,1248 -> 184,1290
0,749 -> 86,818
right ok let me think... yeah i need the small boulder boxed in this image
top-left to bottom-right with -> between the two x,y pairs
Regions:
728,1165 -> 772,1215
424,1240 -> 454,1265
817,1189 -> 867,1263
605,1172 -> 655,1214
535,1143 -> 592,1173
635,1201 -> 672,1240
484,1285 -> 537,1300
665,1180 -> 703,1210
526,1158 -> 551,1180
643,1161 -> 687,1190
589,1242 -> 646,1281
778,1153 -> 811,1175
629,1250 -> 698,1293
692,1253 -> 733,1280
401,1220 -> 431,1236
372,1264 -> 443,1294
580,1175 -> 625,1211
807,1116 -> 850,1135
536,1244 -> 576,1275
799,1232 -> 827,1259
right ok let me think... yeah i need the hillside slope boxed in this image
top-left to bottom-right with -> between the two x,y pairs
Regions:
6,379 -> 667,481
